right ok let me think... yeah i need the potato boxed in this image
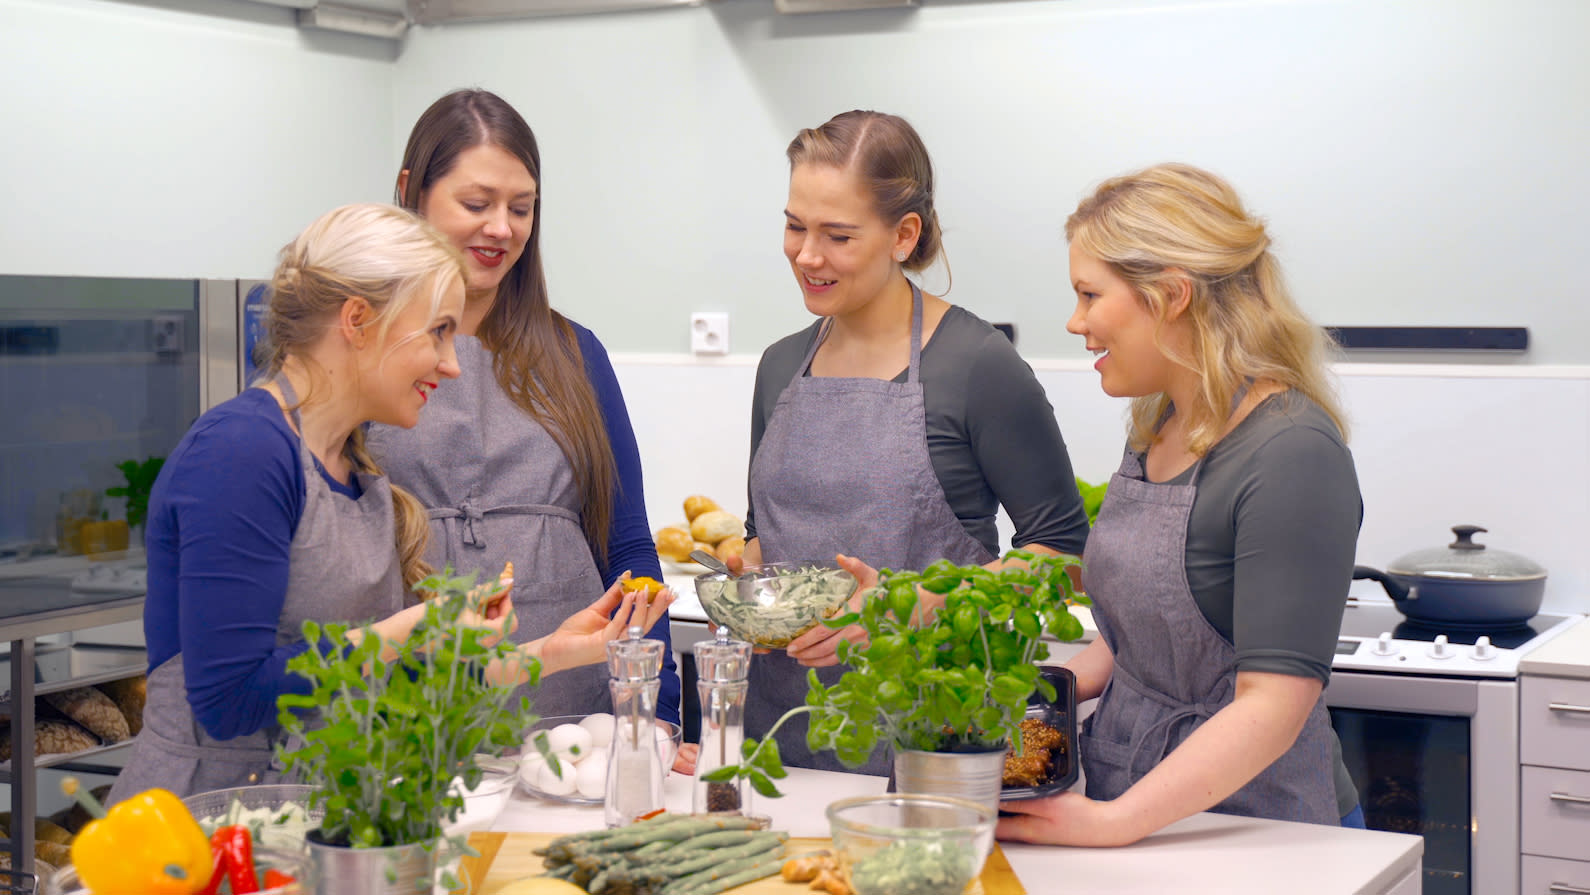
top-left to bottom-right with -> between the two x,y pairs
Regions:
690,510 -> 743,545
683,495 -> 722,522
654,526 -> 694,562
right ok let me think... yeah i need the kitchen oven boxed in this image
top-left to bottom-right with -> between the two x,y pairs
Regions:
1326,600 -> 1582,895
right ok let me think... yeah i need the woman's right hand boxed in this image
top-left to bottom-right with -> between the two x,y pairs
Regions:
457,573 -> 518,647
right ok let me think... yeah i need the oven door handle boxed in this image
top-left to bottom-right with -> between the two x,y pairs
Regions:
1548,702 -> 1590,714
1548,884 -> 1590,895
1549,791 -> 1590,806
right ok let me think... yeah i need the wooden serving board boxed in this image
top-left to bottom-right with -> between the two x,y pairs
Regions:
455,832 -> 1025,895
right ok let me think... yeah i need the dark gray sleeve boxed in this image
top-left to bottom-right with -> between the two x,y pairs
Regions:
1228,424 -> 1362,681
961,331 -> 1090,555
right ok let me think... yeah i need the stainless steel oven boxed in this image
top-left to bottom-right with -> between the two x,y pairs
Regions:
1326,602 -> 1581,895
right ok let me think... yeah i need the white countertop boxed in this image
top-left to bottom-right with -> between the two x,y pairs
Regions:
1519,613 -> 1590,678
486,766 -> 1422,895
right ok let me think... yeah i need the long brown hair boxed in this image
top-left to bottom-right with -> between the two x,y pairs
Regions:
396,89 -> 616,561
1066,163 -> 1347,455
261,204 -> 466,589
786,110 -> 950,289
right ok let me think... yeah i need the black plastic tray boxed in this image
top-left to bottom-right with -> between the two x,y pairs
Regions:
999,665 -> 1079,801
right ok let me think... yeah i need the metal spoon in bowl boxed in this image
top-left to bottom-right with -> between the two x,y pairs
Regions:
689,549 -> 734,576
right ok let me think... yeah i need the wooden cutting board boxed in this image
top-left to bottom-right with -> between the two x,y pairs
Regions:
455,831 -> 1025,895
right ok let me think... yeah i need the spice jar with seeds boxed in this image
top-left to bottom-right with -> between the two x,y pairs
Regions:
692,628 -> 753,816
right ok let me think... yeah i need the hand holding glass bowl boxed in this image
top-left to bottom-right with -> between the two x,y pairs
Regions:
694,560 -> 859,649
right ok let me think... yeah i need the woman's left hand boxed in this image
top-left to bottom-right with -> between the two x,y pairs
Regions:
996,791 -> 1144,847
785,553 -> 876,668
539,580 -> 676,675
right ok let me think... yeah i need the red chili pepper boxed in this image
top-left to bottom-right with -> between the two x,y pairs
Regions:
196,846 -> 229,895
210,825 -> 261,894
263,869 -> 297,890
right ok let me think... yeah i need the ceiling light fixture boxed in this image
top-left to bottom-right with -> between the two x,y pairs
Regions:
298,2 -> 409,38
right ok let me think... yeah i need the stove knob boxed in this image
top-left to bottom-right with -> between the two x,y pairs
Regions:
1428,634 -> 1453,659
1371,633 -> 1399,656
1472,636 -> 1496,661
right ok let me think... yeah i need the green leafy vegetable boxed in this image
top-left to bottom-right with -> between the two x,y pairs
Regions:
105,456 -> 165,531
1075,477 -> 1108,528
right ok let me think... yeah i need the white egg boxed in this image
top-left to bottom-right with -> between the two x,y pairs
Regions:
579,712 -> 615,749
544,723 -> 594,757
518,751 -> 548,789
574,751 -> 608,798
536,759 -> 578,795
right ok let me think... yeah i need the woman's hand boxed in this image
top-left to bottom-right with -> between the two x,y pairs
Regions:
672,741 -> 699,775
996,792 -> 1145,847
785,553 -> 876,667
457,573 -> 518,647
537,578 -> 677,676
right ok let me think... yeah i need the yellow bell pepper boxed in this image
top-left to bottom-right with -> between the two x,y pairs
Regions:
71,787 -> 214,895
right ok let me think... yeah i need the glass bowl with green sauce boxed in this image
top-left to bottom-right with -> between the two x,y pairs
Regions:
826,793 -> 996,895
694,560 -> 857,649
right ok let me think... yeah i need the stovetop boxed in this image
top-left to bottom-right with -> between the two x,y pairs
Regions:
1332,601 -> 1582,678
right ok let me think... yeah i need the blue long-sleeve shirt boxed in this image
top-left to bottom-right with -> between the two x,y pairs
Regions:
572,323 -> 680,722
143,388 -> 324,740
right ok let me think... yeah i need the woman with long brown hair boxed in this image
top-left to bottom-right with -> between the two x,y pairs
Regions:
368,89 -> 687,762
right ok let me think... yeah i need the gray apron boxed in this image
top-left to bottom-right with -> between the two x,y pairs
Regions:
1079,417 -> 1340,825
746,284 -> 994,775
367,336 -> 607,717
110,378 -> 407,802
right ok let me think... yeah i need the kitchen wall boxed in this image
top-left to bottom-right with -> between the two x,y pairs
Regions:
0,0 -> 397,279
394,0 -> 1590,361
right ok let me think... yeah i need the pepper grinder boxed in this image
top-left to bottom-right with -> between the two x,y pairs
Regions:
691,628 -> 752,815
604,625 -> 666,827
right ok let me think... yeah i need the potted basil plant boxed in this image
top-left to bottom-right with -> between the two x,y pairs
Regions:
706,549 -> 1086,815
275,567 -> 534,894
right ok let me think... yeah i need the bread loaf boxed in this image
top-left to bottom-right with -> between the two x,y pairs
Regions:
683,495 -> 722,522
0,718 -> 100,761
714,535 -> 746,565
97,675 -> 147,736
45,686 -> 130,743
654,526 -> 694,562
690,510 -> 743,545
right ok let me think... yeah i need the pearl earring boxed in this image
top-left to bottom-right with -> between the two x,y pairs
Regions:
895,252 -> 907,262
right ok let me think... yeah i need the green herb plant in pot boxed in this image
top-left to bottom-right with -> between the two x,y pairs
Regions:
706,549 -> 1086,817
275,567 -> 535,894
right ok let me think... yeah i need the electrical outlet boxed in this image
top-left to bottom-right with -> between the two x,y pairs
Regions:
691,312 -> 729,355
153,314 -> 185,354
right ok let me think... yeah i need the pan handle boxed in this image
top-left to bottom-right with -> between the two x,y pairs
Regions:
1352,565 -> 1414,602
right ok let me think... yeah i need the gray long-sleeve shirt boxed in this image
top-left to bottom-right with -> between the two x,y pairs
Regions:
744,306 -> 1090,560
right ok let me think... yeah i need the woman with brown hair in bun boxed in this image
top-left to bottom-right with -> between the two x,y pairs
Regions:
738,111 -> 1091,774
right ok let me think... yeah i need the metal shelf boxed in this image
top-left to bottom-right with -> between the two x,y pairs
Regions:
0,644 -> 145,708
0,739 -> 134,782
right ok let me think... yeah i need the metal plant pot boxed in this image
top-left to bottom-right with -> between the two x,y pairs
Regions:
892,747 -> 1007,819
306,831 -> 437,895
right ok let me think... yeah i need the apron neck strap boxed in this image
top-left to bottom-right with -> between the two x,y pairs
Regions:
799,280 -> 926,384
272,373 -> 305,432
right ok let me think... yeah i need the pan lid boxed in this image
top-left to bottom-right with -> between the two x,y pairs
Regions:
1387,525 -> 1548,582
